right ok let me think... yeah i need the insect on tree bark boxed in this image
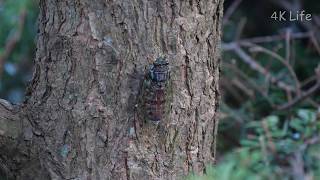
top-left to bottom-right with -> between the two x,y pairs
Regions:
0,0 -> 224,179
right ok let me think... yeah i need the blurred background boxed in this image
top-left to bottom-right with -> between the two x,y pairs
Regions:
0,0 -> 319,179
216,0 -> 320,179
0,0 -> 37,104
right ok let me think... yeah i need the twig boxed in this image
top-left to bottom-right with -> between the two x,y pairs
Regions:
223,62 -> 277,107
221,77 -> 246,103
246,42 -> 301,95
277,82 -> 320,110
223,42 -> 320,110
301,75 -> 317,88
223,0 -> 243,25
314,15 -> 320,27
222,43 -> 296,92
277,66 -> 320,110
220,102 -> 245,124
229,32 -> 310,45
261,120 -> 276,154
306,99 -> 319,108
0,10 -> 27,77
285,29 -> 291,62
235,17 -> 247,41
310,32 -> 320,55
290,152 -> 306,180
232,78 -> 255,97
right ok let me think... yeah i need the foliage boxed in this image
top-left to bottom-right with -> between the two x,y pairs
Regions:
208,0 -> 319,179
189,109 -> 320,180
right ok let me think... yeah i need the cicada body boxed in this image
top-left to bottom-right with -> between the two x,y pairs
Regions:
141,56 -> 170,124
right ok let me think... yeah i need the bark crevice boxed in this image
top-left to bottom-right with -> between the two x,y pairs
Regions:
0,99 -> 49,179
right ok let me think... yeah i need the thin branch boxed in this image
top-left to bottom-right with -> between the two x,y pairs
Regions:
290,152 -> 306,180
285,29 -> 291,62
261,120 -> 276,154
223,0 -> 243,25
306,98 -> 319,108
223,62 -> 277,107
235,17 -> 247,41
277,66 -> 320,110
225,32 -> 310,45
222,43 -> 296,92
301,75 -> 317,88
246,42 -> 301,95
221,77 -> 246,103
277,82 -> 320,110
223,41 -> 320,111
310,32 -> 320,55
232,78 -> 255,97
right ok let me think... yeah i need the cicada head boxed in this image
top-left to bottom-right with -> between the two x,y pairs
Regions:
149,57 -> 169,83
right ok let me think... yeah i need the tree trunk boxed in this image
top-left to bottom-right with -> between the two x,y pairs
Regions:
0,0 -> 223,179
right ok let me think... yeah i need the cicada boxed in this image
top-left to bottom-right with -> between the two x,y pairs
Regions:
139,56 -> 171,124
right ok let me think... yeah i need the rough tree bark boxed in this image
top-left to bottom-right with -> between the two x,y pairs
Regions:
0,0 -> 223,179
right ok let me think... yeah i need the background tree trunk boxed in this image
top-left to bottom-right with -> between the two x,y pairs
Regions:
0,0 -> 223,179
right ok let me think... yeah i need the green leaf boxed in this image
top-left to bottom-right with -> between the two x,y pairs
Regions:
240,139 -> 260,147
265,116 -> 279,127
297,109 -> 316,123
289,119 -> 304,132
